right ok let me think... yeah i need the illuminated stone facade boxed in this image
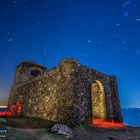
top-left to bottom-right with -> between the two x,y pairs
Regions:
8,59 -> 122,126
91,81 -> 107,120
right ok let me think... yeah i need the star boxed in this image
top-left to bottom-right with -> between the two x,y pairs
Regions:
8,38 -> 13,42
124,12 -> 128,17
97,41 -> 101,45
116,23 -> 120,26
87,40 -> 92,43
136,51 -> 140,54
12,0 -> 21,4
136,18 -> 140,22
123,47 -> 128,50
122,41 -> 126,44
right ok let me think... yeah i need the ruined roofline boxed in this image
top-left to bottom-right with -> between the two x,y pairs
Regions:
59,58 -> 115,78
15,58 -> 80,71
15,58 -> 116,82
16,61 -> 47,69
13,66 -> 59,87
13,60 -> 116,89
60,58 -> 80,64
80,65 -> 115,78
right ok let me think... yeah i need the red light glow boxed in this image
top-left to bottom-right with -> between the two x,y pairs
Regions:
0,103 -> 22,118
0,111 -> 12,117
91,119 -> 126,129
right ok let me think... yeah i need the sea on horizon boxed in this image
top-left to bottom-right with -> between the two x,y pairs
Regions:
0,108 -> 7,112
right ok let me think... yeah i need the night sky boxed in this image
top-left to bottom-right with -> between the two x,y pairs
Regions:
0,0 -> 140,110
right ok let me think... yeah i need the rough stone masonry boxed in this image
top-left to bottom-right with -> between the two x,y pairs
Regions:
8,58 -> 122,126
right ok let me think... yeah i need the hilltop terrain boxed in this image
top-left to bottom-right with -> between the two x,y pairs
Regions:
0,118 -> 140,140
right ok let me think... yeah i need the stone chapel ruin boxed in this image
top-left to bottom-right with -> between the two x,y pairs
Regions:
8,58 -> 122,126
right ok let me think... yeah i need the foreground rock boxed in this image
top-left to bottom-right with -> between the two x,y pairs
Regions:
51,124 -> 73,138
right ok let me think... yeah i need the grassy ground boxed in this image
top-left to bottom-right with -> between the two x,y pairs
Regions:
0,118 -> 140,140
4,117 -> 56,129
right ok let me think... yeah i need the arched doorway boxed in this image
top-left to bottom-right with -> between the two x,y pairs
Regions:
91,80 -> 107,120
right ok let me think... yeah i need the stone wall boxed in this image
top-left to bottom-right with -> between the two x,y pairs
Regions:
8,60 -> 78,126
73,65 -> 122,124
109,77 -> 122,122
14,62 -> 46,85
8,59 -> 122,126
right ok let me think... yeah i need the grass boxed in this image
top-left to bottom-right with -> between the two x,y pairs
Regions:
75,122 -> 90,130
4,117 -> 57,129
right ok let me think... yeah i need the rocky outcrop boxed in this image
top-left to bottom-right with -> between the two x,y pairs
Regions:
51,124 -> 73,138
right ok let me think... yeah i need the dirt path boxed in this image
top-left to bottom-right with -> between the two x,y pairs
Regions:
73,126 -> 140,140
